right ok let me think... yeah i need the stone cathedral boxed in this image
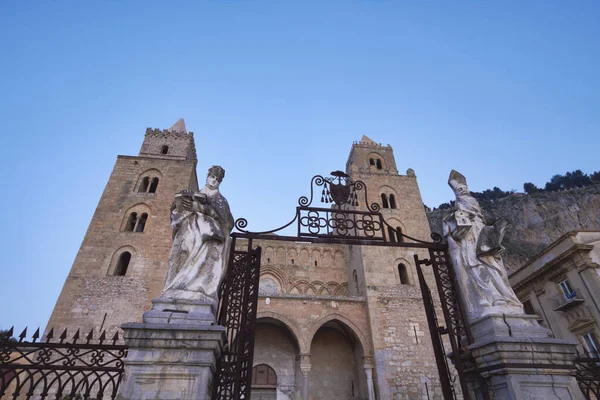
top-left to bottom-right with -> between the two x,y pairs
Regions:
47,120 -> 445,399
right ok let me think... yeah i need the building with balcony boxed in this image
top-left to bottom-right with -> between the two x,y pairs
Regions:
509,231 -> 600,356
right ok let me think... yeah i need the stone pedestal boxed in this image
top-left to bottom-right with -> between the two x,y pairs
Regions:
466,314 -> 583,400
118,299 -> 225,400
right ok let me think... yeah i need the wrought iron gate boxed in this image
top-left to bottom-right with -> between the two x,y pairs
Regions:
212,239 -> 262,400
211,171 -> 480,400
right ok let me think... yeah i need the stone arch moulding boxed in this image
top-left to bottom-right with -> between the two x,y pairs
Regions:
305,313 -> 371,356
386,218 -> 407,234
367,151 -> 385,169
107,245 -> 136,276
259,266 -> 287,292
134,168 -> 163,192
256,311 -> 305,354
378,184 -> 398,198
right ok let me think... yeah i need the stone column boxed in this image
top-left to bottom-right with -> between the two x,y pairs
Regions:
363,356 -> 376,400
300,354 -> 311,400
465,314 -> 584,400
118,298 -> 225,400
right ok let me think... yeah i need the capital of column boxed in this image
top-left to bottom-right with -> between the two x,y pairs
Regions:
300,353 -> 311,374
362,355 -> 374,370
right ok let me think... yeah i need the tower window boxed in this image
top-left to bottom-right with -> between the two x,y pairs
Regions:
135,213 -> 148,232
388,226 -> 397,242
114,252 -> 131,276
381,193 -> 389,209
353,270 -> 359,293
396,226 -> 404,242
376,159 -> 382,170
314,260 -> 318,267
124,212 -> 149,233
138,177 -> 150,193
389,194 -> 397,209
398,263 -> 410,285
369,158 -> 375,166
161,145 -> 169,154
124,212 -> 137,232
291,259 -> 294,265
149,177 -> 159,193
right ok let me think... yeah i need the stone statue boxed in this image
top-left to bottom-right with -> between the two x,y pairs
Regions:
443,170 -> 523,322
162,165 -> 234,303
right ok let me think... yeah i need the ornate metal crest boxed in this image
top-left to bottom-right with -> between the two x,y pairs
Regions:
234,170 -> 442,244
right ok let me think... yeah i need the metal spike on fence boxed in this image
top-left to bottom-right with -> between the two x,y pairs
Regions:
111,331 -> 119,345
32,328 -> 40,343
46,328 -> 54,342
99,330 -> 106,344
18,327 -> 27,342
59,328 -> 68,343
73,329 -> 80,344
6,326 -> 14,338
86,329 -> 94,344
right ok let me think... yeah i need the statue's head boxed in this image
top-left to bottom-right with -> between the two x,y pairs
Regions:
206,165 -> 225,190
448,170 -> 469,196
207,165 -> 225,182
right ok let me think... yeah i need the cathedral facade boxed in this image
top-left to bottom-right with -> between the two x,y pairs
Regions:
47,120 -> 445,399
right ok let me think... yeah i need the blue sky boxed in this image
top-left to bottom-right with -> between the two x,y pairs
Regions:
1,1 -> 598,331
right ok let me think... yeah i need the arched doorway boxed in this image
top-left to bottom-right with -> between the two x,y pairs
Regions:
251,364 -> 277,400
309,319 -> 365,400
252,318 -> 301,400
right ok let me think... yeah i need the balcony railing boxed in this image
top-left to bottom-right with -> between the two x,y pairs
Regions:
551,287 -> 585,312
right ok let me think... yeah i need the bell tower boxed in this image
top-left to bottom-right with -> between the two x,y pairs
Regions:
47,119 -> 199,335
345,135 -> 441,398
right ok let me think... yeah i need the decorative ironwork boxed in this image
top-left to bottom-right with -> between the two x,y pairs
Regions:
212,239 -> 262,400
234,171 -> 443,246
0,327 -> 126,399
575,350 -> 600,399
214,170 -> 461,400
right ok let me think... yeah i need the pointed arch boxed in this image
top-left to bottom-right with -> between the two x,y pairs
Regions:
256,311 -> 305,353
306,313 -> 371,356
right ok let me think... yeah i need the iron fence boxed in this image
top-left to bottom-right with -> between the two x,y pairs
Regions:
0,327 -> 127,400
575,350 -> 600,399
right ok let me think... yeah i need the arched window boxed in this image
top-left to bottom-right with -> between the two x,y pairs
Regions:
376,159 -> 382,169
396,226 -> 404,242
114,252 -> 131,276
369,158 -> 375,166
149,177 -> 159,193
135,213 -> 148,232
124,213 -> 137,232
251,364 -> 277,387
138,177 -> 150,193
161,145 -> 169,154
389,194 -> 397,209
398,263 -> 410,285
381,193 -> 389,209
388,226 -> 397,242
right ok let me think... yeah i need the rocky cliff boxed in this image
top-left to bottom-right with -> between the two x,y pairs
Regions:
427,184 -> 600,273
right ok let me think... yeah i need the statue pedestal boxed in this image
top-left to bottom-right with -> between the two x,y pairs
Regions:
118,299 -> 225,400
465,314 -> 583,400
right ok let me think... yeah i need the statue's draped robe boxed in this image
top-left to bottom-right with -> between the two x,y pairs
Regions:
444,194 -> 522,321
163,188 -> 234,302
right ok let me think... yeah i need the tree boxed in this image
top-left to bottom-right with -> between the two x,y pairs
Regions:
523,182 -> 539,194
591,171 -> 600,184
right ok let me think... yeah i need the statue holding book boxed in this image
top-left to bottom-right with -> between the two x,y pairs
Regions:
162,165 -> 234,302
443,170 -> 523,321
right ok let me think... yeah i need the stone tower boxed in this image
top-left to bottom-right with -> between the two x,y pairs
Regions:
345,135 -> 441,398
46,119 -> 199,335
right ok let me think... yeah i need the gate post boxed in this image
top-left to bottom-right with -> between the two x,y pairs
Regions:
118,300 -> 226,400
